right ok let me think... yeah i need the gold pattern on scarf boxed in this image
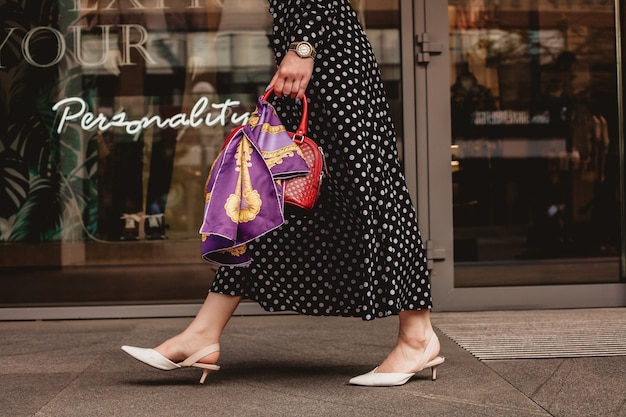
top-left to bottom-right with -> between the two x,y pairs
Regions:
220,245 -> 247,257
225,138 -> 262,223
260,123 -> 287,134
248,112 -> 259,128
248,104 -> 283,131
263,142 -> 303,169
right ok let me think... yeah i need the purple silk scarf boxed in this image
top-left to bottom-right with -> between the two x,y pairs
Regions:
200,95 -> 309,266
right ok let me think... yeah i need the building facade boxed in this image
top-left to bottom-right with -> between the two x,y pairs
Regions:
0,0 -> 624,319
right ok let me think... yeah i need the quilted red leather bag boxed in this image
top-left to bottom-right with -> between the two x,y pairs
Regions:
262,88 -> 327,210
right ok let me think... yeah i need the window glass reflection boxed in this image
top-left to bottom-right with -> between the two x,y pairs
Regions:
449,1 -> 621,282
0,0 -> 403,305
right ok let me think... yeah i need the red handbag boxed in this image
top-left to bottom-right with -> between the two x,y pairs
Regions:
261,88 -> 327,210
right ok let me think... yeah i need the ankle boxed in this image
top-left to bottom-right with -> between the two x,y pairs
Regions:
398,326 -> 434,347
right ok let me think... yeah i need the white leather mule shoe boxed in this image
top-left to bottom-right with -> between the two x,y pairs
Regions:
121,343 -> 220,384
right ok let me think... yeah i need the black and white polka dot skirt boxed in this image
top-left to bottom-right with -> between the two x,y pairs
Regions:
210,0 -> 432,320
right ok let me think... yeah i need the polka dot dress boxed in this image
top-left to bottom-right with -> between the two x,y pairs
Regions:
210,0 -> 432,320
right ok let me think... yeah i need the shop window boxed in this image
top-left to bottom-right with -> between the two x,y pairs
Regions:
0,0 -> 403,306
449,0 -> 623,285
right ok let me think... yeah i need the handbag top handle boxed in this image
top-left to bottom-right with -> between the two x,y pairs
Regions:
262,87 -> 309,140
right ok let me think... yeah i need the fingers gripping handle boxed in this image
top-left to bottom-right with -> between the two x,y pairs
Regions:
262,87 -> 308,139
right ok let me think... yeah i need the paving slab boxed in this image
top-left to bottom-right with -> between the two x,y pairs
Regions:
486,357 -> 626,417
0,315 -> 556,417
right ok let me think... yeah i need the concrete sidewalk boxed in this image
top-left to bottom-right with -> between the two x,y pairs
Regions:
1,309 -> 625,417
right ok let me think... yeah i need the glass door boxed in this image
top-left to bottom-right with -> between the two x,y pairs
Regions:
416,0 -> 626,310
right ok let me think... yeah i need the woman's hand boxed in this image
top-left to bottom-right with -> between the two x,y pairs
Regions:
270,52 -> 314,99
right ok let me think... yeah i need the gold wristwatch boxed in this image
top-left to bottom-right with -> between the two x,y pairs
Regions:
288,41 -> 316,59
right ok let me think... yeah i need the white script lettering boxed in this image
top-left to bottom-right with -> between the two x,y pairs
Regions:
52,97 -> 250,136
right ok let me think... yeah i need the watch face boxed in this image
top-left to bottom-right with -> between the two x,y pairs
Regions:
297,43 -> 312,57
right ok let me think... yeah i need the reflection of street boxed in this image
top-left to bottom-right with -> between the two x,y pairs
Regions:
167,81 -> 224,239
449,8 -> 620,264
84,5 -> 181,241
451,71 -> 496,139
79,0 -> 274,242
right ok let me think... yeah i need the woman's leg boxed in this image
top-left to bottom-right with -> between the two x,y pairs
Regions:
375,309 -> 440,373
154,292 -> 242,364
